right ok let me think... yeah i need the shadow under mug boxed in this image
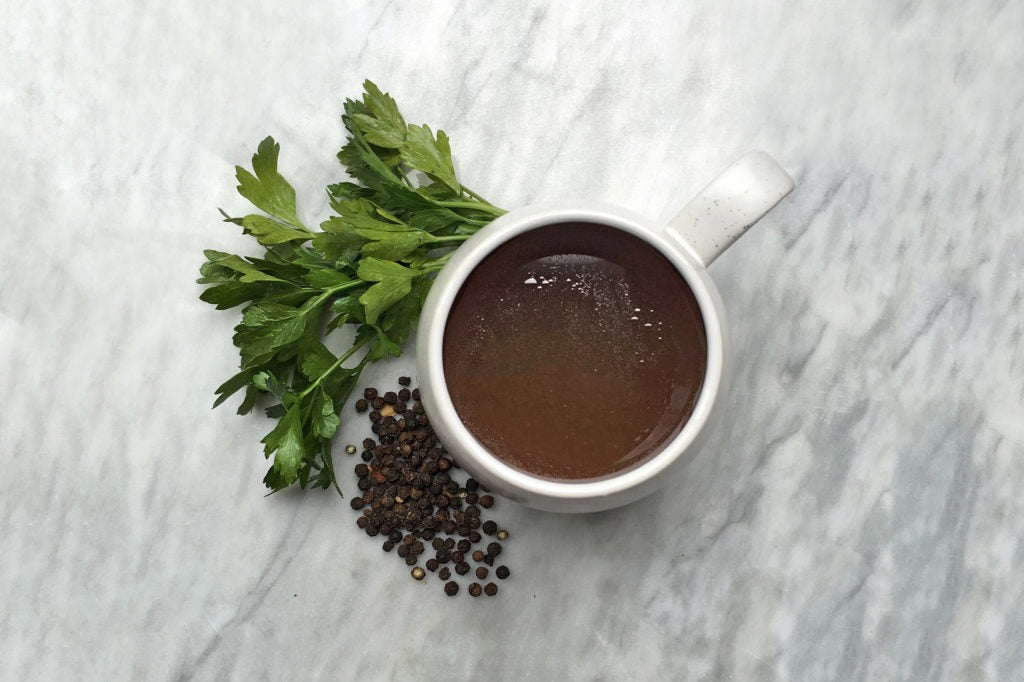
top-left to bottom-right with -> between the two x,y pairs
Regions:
416,151 -> 795,513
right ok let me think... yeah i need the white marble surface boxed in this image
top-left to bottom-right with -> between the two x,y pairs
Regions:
3,1 -> 1023,679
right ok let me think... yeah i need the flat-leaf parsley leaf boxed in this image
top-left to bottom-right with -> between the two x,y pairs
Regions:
198,80 -> 504,494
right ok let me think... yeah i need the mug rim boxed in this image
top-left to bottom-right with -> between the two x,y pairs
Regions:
418,201 -> 727,501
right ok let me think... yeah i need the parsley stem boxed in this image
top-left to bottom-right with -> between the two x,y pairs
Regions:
421,252 -> 456,273
304,279 -> 364,309
460,185 -> 498,206
297,339 -> 371,400
434,199 -> 505,216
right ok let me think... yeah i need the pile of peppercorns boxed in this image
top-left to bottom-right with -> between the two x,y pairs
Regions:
349,377 -> 510,597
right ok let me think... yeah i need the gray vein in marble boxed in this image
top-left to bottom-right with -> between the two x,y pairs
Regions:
3,0 -> 1024,679
175,507 -> 314,680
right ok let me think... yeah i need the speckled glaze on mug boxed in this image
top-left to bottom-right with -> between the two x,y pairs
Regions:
416,151 -> 795,513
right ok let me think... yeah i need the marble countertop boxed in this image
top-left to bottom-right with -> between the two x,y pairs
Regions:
3,1 -> 1023,679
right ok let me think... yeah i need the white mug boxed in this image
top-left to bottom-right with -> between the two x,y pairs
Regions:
416,151 -> 795,512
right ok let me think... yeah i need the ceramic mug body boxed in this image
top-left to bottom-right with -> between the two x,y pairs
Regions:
416,152 -> 794,513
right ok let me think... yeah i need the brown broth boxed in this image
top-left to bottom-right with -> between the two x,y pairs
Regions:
442,222 -> 707,481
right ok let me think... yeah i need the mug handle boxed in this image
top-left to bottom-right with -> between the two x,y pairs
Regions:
665,151 -> 795,266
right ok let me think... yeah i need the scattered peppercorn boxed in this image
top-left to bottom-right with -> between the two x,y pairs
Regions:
398,376 -> 411,386
345,444 -> 357,455
348,380 -> 512,597
495,566 -> 510,580
484,583 -> 498,596
468,583 -> 482,597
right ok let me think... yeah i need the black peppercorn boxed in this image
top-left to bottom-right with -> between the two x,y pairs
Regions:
468,583 -> 482,597
350,382 -> 514,595
484,583 -> 497,596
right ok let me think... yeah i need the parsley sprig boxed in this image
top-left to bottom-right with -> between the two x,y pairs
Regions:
198,81 -> 504,493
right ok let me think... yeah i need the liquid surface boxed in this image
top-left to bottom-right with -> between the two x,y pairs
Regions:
443,223 -> 708,481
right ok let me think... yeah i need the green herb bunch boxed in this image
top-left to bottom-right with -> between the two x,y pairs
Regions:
198,81 -> 504,494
